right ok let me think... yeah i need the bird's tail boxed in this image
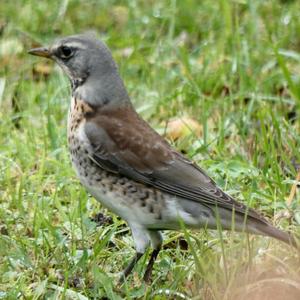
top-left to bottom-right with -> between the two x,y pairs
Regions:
248,219 -> 298,249
215,208 -> 298,248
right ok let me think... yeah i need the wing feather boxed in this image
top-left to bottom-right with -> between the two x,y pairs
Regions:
84,105 -> 267,223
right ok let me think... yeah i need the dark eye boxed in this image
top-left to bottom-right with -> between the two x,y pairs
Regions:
60,46 -> 73,59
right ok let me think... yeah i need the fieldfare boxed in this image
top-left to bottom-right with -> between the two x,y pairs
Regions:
28,35 -> 296,282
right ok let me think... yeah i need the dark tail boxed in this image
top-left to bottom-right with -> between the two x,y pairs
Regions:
254,222 -> 298,249
209,205 -> 298,248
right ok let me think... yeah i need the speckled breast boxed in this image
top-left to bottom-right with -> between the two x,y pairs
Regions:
66,97 -> 166,225
67,97 -> 104,187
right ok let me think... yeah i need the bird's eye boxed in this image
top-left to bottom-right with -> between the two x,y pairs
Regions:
60,46 -> 73,59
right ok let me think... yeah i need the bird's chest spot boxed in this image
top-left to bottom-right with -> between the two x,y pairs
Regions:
68,101 -> 85,157
67,97 -> 91,140
67,98 -> 100,182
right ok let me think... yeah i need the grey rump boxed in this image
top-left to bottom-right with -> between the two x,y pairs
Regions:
28,34 -> 296,282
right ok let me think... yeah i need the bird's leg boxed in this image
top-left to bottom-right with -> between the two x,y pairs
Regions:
119,224 -> 150,284
143,248 -> 160,283
119,252 -> 144,283
143,231 -> 163,283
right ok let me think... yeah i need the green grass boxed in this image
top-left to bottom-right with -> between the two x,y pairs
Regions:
1,0 -> 300,299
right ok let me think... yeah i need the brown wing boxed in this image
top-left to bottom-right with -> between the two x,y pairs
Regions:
84,104 -> 267,223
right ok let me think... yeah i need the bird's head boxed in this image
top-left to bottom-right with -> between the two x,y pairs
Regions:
28,34 -> 129,107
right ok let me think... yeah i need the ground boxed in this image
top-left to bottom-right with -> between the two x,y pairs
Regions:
0,0 -> 300,299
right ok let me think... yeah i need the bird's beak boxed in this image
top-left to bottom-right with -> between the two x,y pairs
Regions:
28,47 -> 52,59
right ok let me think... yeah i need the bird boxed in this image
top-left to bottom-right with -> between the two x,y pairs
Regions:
28,34 -> 297,283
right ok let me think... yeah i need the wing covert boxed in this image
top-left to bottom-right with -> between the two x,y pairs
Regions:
83,105 -> 266,223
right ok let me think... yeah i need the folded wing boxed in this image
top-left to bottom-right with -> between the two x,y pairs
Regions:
84,105 -> 267,224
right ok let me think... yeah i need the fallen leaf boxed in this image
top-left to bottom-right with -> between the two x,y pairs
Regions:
32,62 -> 53,80
111,6 -> 129,28
164,117 -> 202,141
286,168 -> 300,206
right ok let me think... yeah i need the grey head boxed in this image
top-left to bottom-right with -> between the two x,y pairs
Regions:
28,34 -> 130,107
